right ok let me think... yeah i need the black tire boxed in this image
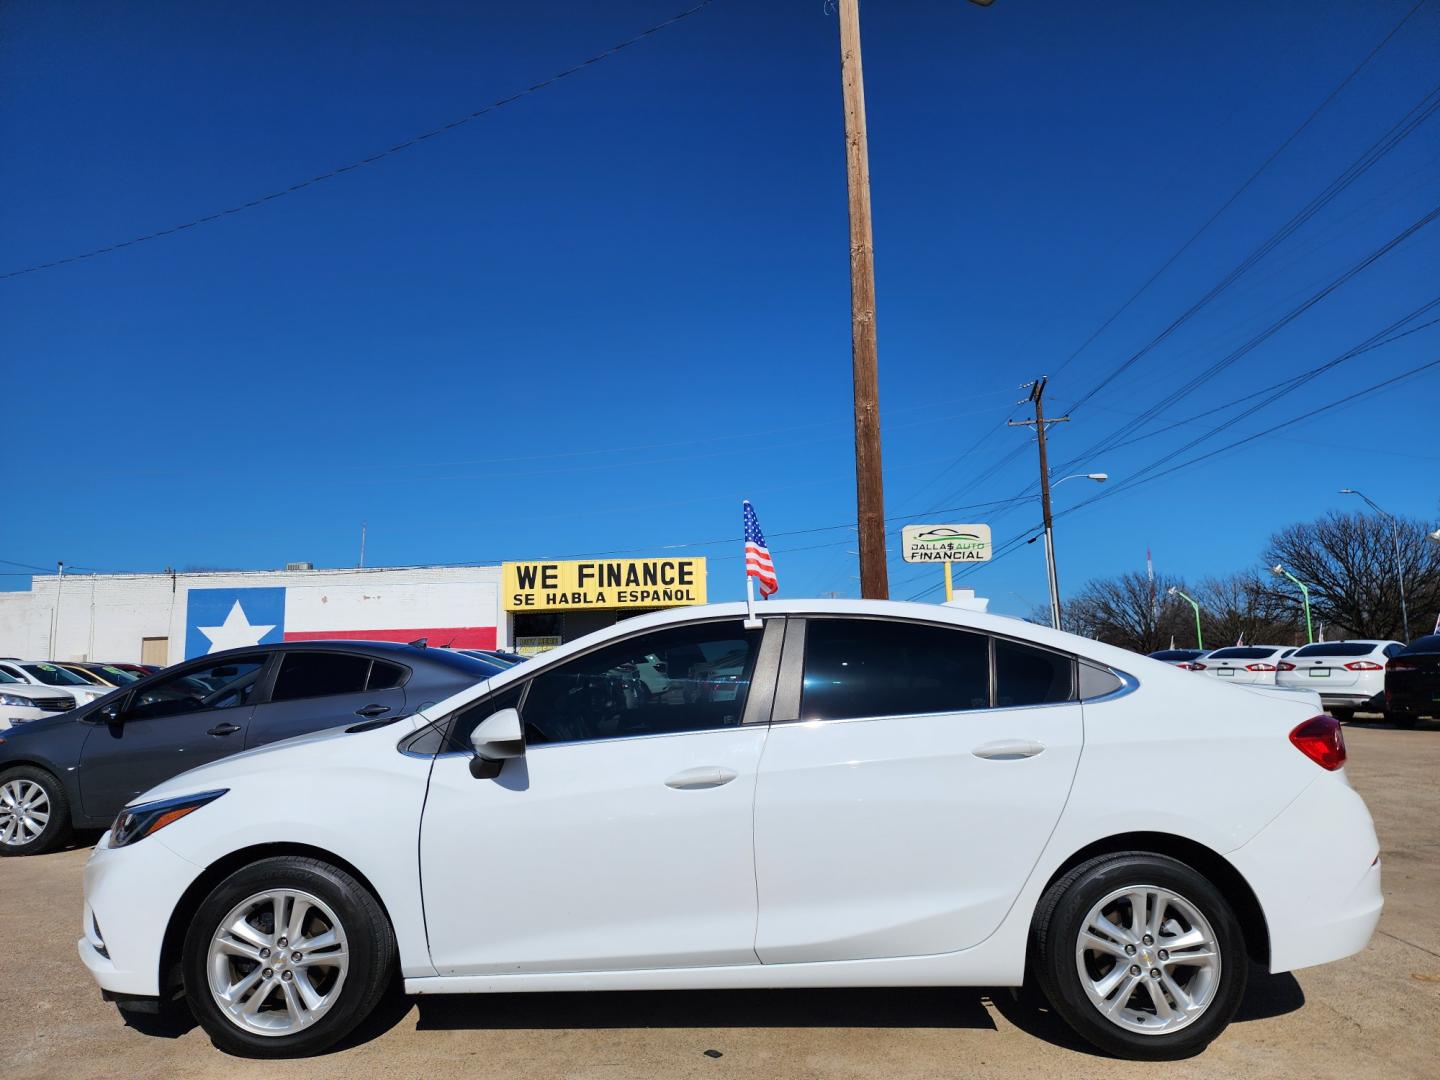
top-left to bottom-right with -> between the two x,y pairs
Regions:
1388,711 -> 1418,728
1329,707 -> 1354,723
0,765 -> 74,856
1031,853 -> 1247,1060
183,856 -> 395,1057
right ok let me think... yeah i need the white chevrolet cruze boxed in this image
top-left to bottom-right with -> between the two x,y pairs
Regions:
77,600 -> 1381,1061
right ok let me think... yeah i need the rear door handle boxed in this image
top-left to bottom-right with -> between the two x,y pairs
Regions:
207,722 -> 242,737
972,739 -> 1046,761
354,704 -> 392,718
665,766 -> 739,790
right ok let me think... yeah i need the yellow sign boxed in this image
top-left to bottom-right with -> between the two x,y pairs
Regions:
502,558 -> 707,612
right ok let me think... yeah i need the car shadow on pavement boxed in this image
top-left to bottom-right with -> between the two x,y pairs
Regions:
988,963 -> 1305,1058
407,986 -> 997,1035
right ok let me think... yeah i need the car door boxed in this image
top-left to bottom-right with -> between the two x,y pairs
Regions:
419,617 -> 782,976
752,617 -> 1084,964
78,653 -> 271,817
244,650 -> 409,748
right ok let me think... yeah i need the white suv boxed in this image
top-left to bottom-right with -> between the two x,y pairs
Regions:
0,660 -> 109,707
1276,640 -> 1405,719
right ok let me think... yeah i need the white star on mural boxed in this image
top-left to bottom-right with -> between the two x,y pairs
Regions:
197,600 -> 276,654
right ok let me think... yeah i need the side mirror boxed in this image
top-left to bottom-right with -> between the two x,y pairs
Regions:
468,707 -> 525,779
99,701 -> 123,725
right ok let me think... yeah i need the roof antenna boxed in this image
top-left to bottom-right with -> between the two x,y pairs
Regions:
408,637 -> 428,649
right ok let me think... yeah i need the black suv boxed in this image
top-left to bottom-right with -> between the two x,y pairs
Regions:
0,641 -> 501,855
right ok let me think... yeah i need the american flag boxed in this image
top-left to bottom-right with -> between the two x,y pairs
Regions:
743,500 -> 778,598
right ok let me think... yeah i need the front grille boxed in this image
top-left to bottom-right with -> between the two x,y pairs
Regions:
36,698 -> 74,713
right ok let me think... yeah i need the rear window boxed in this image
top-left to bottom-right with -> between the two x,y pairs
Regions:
1292,642 -> 1378,658
1402,635 -> 1440,654
1149,650 -> 1202,662
1207,647 -> 1282,660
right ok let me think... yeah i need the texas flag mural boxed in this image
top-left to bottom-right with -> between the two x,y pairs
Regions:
184,582 -> 499,659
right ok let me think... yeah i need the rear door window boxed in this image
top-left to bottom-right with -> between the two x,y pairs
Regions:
801,618 -> 989,721
270,652 -> 372,702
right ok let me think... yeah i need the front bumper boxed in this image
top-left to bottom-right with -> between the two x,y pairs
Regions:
78,833 -> 204,997
1229,774 -> 1382,974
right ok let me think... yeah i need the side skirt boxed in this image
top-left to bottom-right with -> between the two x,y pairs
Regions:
405,950 -> 1021,995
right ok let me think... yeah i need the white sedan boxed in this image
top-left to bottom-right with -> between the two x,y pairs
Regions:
1192,645 -> 1293,685
76,600 -> 1381,1061
1276,640 -> 1405,719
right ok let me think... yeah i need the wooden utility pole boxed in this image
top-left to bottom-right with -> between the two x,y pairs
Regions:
1009,378 -> 1069,628
837,0 -> 888,600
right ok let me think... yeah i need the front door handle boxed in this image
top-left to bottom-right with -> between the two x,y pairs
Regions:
665,766 -> 739,790
207,722 -> 242,737
972,739 -> 1046,761
354,704 -> 392,718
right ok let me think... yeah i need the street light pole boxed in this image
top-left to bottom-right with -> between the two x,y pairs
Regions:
1168,587 -> 1203,649
1272,564 -> 1314,644
1340,488 -> 1410,640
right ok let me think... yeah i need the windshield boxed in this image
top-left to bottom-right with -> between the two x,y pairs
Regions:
98,665 -> 142,683
21,662 -> 91,686
0,669 -> 20,684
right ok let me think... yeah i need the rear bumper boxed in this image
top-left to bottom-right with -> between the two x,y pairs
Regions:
1228,774 -> 1382,974
79,833 -> 203,997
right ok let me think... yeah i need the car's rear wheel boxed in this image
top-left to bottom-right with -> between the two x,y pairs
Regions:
183,856 -> 395,1057
1329,707 -> 1354,723
1387,710 -> 1418,728
1032,853 -> 1247,1060
0,766 -> 73,856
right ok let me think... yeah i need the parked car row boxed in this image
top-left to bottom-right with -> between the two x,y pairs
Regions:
0,658 -> 165,729
1148,636 -> 1440,724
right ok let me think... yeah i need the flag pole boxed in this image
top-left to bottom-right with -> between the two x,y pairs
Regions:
745,573 -> 760,629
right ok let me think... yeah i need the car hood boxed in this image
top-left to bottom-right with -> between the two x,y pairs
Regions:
132,712 -> 431,807
0,711 -> 81,738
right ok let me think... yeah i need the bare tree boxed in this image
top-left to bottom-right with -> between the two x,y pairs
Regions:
1062,570 -> 1191,653
1263,511 -> 1440,640
1193,571 -> 1296,647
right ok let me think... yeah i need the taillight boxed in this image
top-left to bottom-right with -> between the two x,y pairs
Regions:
1344,661 -> 1383,671
1246,663 -> 1277,671
1290,715 -> 1346,770
1277,661 -> 1296,671
1386,658 -> 1417,671
1189,662 -> 1207,670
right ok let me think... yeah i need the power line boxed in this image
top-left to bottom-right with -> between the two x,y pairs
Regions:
1059,73 -> 1440,422
1049,0 -> 1432,382
0,1 -> 716,281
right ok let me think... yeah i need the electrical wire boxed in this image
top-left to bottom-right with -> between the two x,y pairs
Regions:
0,1 -> 717,281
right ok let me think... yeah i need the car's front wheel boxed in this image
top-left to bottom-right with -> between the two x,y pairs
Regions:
183,856 -> 395,1057
0,765 -> 73,856
1031,853 -> 1247,1060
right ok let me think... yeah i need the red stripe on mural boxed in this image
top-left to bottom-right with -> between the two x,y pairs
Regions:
282,626 -> 498,648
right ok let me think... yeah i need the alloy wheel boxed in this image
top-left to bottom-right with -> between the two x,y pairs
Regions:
1074,884 -> 1222,1035
0,779 -> 50,846
207,889 -> 350,1036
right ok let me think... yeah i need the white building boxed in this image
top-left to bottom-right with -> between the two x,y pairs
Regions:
0,555 -> 712,666
0,565 -> 504,667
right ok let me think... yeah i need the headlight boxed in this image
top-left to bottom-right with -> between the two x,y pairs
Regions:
0,693 -> 36,708
108,790 -> 227,849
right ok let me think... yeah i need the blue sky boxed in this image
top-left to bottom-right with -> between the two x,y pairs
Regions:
3,0 -> 1438,614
